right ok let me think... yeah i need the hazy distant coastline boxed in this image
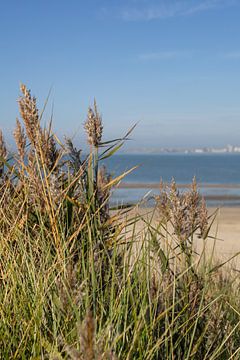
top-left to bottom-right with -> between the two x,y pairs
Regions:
120,144 -> 240,155
119,182 -> 240,189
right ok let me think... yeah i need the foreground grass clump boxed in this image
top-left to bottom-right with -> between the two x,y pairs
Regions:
0,85 -> 240,359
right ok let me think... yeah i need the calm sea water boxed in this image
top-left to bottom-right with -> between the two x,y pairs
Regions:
102,154 -> 240,206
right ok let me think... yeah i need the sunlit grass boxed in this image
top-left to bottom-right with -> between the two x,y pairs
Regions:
0,85 -> 240,359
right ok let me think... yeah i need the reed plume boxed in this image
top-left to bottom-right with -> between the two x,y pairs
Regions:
14,118 -> 26,160
157,178 -> 208,243
18,84 -> 40,145
157,180 -> 171,222
84,100 -> 103,147
65,137 -> 82,171
40,129 -> 59,171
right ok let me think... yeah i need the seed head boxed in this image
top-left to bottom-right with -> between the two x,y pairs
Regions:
156,178 -> 208,243
65,137 -> 82,170
157,181 -> 170,222
40,130 -> 59,171
14,118 -> 26,160
18,84 -> 40,145
84,100 -> 103,147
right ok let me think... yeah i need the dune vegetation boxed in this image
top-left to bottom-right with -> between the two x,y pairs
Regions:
0,85 -> 240,359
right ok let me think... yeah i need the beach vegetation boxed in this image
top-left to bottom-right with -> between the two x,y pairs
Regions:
0,85 -> 240,359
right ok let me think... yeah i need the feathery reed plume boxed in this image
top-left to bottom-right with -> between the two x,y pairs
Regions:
184,177 -> 201,233
65,137 -> 82,171
47,135 -> 59,170
168,179 -> 188,241
157,178 -> 207,243
0,130 -> 7,178
14,118 -> 26,160
169,178 -> 200,241
157,180 -> 170,222
27,147 -> 35,170
84,100 -> 103,147
18,84 -> 40,145
40,129 -> 59,171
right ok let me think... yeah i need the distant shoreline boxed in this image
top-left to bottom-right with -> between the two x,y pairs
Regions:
114,152 -> 240,156
119,182 -> 240,189
118,182 -> 240,202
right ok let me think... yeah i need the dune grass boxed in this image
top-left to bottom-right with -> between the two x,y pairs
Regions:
0,85 -> 240,359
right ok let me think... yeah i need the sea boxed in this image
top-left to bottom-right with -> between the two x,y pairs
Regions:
102,153 -> 240,207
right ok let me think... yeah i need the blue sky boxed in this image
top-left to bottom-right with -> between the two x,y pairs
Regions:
1,0 -> 240,150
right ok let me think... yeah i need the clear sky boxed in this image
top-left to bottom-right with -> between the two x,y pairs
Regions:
1,0 -> 240,150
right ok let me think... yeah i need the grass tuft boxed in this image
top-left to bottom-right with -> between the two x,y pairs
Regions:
0,84 -> 240,359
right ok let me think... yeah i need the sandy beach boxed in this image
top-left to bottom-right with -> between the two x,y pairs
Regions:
205,207 -> 240,262
128,205 -> 240,265
118,182 -> 240,262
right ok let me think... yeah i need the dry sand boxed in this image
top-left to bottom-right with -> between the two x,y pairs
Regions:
117,183 -> 240,260
128,206 -> 240,265
206,207 -> 240,261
